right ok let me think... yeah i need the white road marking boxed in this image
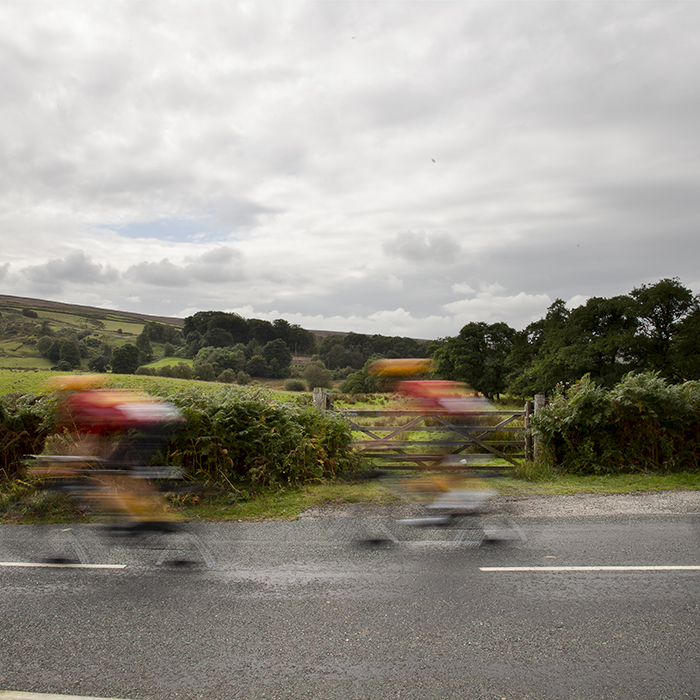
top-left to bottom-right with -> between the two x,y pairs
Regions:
0,692 -> 133,700
480,565 -> 700,572
0,562 -> 126,570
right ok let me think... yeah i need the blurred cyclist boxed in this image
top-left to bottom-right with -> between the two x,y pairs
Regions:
39,376 -> 184,532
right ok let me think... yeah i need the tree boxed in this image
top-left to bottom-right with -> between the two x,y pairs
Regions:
194,362 -> 216,381
36,336 -> 53,356
262,339 -> 292,373
433,321 -> 515,399
194,346 -> 246,376
288,324 -> 317,355
303,360 -> 333,391
88,355 -> 110,373
506,299 -> 574,397
272,318 -> 291,343
245,354 -> 268,377
248,318 -> 277,345
59,339 -> 82,369
135,332 -> 154,363
217,369 -> 236,383
339,368 -> 377,394
206,312 -> 248,343
203,328 -> 235,348
325,343 -> 352,370
111,344 -> 141,374
562,295 -> 638,386
47,339 -> 62,363
671,307 -> 700,380
184,330 -> 203,358
630,278 -> 697,379
143,321 -> 180,344
184,311 -> 248,343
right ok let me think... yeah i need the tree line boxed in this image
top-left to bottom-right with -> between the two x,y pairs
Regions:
26,307 -> 431,383
431,278 -> 700,399
16,278 -> 697,394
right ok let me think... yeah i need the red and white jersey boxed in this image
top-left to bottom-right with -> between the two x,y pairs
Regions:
63,390 -> 183,432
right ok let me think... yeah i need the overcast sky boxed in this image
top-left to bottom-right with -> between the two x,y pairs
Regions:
1,1 -> 699,339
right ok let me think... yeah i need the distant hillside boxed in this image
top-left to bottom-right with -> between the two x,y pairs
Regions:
0,294 -> 431,382
0,294 -> 185,328
0,295 -> 354,341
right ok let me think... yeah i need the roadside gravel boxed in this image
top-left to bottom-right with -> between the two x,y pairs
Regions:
502,489 -> 700,517
300,490 -> 700,519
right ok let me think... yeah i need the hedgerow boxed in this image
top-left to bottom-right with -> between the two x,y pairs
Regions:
0,386 -> 357,487
0,393 -> 55,480
531,372 -> 700,474
163,386 -> 357,487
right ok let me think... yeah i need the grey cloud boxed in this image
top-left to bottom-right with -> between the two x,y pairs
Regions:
127,259 -> 190,288
23,251 -> 119,286
0,263 -> 8,281
211,198 -> 278,231
385,231 -> 462,264
581,180 -> 700,225
185,247 -> 245,283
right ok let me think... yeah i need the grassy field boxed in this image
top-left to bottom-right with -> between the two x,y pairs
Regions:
144,357 -> 194,369
0,368 -> 295,398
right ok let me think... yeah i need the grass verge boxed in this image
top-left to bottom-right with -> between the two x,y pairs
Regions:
2,471 -> 700,524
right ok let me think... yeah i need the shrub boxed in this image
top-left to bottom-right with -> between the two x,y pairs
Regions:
0,393 -> 54,479
161,387 -> 357,487
168,363 -> 194,380
303,360 -> 333,391
218,369 -> 236,384
194,362 -> 216,382
284,379 -> 306,392
532,372 -> 700,474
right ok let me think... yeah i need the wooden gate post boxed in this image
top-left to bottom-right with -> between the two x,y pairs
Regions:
313,388 -> 331,411
533,394 -> 546,462
525,400 -> 533,461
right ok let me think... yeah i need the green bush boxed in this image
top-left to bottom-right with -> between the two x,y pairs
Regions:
165,387 -> 357,487
284,379 -> 306,392
0,393 -> 55,480
0,386 -> 358,489
531,372 -> 700,474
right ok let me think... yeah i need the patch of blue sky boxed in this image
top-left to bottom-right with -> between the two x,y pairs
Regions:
116,217 -> 230,242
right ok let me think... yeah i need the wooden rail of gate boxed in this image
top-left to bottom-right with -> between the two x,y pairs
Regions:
341,405 -> 532,470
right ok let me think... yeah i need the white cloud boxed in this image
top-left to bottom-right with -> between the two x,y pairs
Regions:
452,283 -> 475,295
567,294 -> 589,309
443,285 -> 552,330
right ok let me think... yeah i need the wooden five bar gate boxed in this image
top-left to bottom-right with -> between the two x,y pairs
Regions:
339,402 -> 536,470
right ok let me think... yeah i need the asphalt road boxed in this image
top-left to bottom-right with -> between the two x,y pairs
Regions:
1,505 -> 700,700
